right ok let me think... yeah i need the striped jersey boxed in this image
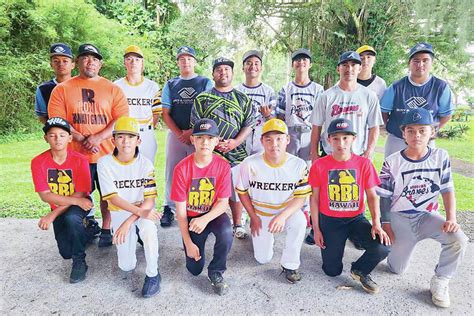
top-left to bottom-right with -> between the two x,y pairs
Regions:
114,77 -> 161,126
377,147 -> 453,213
97,153 -> 157,212
191,88 -> 255,166
235,153 -> 311,216
235,82 -> 277,127
276,81 -> 324,127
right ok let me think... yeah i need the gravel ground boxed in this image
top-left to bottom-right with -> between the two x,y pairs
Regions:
0,218 -> 472,315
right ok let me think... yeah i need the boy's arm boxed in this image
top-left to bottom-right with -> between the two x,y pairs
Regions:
441,191 -> 460,233
176,201 -> 201,261
188,198 -> 229,234
239,192 -> 262,237
37,191 -> 92,210
366,187 -> 390,245
268,197 -> 306,233
107,195 -> 159,221
310,187 -> 325,249
310,125 -> 322,161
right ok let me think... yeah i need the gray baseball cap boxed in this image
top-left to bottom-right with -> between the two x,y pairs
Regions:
291,48 -> 312,61
242,50 -> 262,63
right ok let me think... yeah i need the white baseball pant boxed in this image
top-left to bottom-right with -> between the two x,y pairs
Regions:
138,125 -> 157,164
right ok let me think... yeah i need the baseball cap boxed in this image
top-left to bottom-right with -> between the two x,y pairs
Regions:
291,48 -> 312,61
49,43 -> 73,59
43,117 -> 71,134
113,117 -> 139,136
408,42 -> 434,60
77,43 -> 103,60
356,45 -> 376,56
261,118 -> 288,136
242,50 -> 263,63
327,118 -> 356,136
212,57 -> 234,71
192,118 -> 220,137
338,51 -> 362,65
176,46 -> 196,59
400,108 -> 434,128
124,45 -> 143,58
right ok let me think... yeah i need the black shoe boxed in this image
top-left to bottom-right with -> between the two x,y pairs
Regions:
304,229 -> 315,245
351,269 -> 380,294
142,273 -> 161,298
208,272 -> 228,296
160,206 -> 174,227
85,217 -> 101,242
349,238 -> 365,250
70,260 -> 88,284
98,229 -> 113,248
280,266 -> 302,284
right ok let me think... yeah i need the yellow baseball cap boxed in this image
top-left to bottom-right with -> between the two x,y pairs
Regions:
356,45 -> 377,55
113,117 -> 139,136
124,45 -> 144,58
262,118 -> 288,135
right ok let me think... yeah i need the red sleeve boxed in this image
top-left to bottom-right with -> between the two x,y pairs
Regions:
364,159 -> 381,189
74,155 -> 92,193
111,86 -> 129,119
216,160 -> 231,199
31,157 -> 49,192
170,161 -> 187,202
308,161 -> 322,188
47,85 -> 66,119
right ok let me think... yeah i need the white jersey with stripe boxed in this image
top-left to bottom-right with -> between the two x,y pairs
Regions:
114,77 -> 161,126
236,152 -> 311,216
377,147 -> 454,213
235,82 -> 277,127
97,154 -> 157,211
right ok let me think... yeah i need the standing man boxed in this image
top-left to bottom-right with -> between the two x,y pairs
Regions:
236,50 -> 277,155
160,46 -> 213,227
48,43 -> 129,248
114,45 -> 161,164
35,43 -> 75,124
276,48 -> 324,164
381,42 -> 454,158
356,45 -> 387,100
191,57 -> 255,239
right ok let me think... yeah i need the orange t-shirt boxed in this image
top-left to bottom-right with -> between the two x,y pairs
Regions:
48,76 -> 129,163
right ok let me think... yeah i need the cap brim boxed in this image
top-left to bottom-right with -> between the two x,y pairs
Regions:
409,50 -> 434,59
124,52 -> 143,58
359,50 -> 376,56
338,59 -> 361,65
192,132 -> 219,137
43,125 -> 71,134
113,130 -> 139,136
177,52 -> 196,59
78,52 -> 103,60
50,53 -> 73,59
213,62 -> 234,70
243,54 -> 262,63
327,131 -> 356,136
292,54 -> 312,61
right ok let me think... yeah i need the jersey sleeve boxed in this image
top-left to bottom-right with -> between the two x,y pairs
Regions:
276,86 -> 286,117
34,87 -> 48,117
111,86 -> 129,119
48,85 -> 67,119
190,95 -> 204,128
74,156 -> 92,193
363,159 -> 381,189
151,82 -> 162,116
97,159 -> 118,201
216,161 -> 231,199
235,160 -> 249,194
376,159 -> 395,198
293,163 -> 312,198
380,84 -> 395,113
438,85 -> 454,117
439,150 -> 454,193
170,162 -> 187,202
311,93 -> 325,126
143,161 -> 158,199
367,93 -> 384,128
160,82 -> 171,109
31,157 -> 49,192
308,161 -> 322,188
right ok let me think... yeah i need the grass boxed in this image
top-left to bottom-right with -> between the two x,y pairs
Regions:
0,128 -> 473,219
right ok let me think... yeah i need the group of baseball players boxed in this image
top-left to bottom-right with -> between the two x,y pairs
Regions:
31,41 -> 467,307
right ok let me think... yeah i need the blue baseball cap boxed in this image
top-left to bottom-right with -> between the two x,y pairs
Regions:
401,108 -> 434,128
291,48 -> 312,61
327,118 -> 356,136
50,43 -> 73,59
192,118 -> 220,137
177,46 -> 196,59
338,51 -> 362,65
408,42 -> 434,60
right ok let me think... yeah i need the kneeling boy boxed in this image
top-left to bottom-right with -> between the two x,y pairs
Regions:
309,118 -> 390,294
377,108 -> 468,308
236,119 -> 310,283
171,118 -> 233,296
97,117 -> 161,298
31,117 -> 93,283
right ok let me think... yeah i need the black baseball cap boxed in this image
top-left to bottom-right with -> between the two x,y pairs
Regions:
242,50 -> 262,63
50,43 -> 73,59
43,117 -> 71,134
327,118 -> 356,136
338,51 -> 362,65
77,43 -> 103,60
291,48 -> 312,61
192,118 -> 220,137
408,42 -> 434,60
212,57 -> 234,71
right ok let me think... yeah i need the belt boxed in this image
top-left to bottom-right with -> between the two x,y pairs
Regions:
289,125 -> 311,133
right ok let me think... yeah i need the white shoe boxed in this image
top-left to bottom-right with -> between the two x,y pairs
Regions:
233,225 -> 247,240
430,275 -> 450,308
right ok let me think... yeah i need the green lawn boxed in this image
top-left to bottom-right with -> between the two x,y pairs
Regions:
0,129 -> 473,219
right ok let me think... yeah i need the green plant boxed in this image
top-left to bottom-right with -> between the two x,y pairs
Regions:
438,124 -> 470,139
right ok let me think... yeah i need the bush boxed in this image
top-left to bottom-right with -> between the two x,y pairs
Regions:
438,123 -> 470,139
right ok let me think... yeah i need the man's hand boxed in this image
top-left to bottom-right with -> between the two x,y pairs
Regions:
313,227 -> 325,249
181,129 -> 193,145
189,216 -> 209,234
250,215 -> 262,237
140,209 -> 161,222
361,148 -> 375,160
311,152 -> 321,162
185,242 -> 201,261
260,105 -> 272,119
217,139 -> 239,153
382,223 -> 395,243
371,223 -> 391,246
442,220 -> 460,233
83,134 -> 102,150
75,197 -> 93,211
38,213 -> 56,230
268,213 -> 286,234
113,221 -> 133,245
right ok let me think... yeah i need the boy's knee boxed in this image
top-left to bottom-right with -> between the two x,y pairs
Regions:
375,243 -> 390,260
58,249 -> 72,260
387,257 -> 407,275
322,264 -> 343,277
187,263 -> 204,276
139,220 -> 158,239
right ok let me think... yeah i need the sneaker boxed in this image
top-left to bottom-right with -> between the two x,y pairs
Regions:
98,229 -> 113,248
160,206 -> 174,227
430,275 -> 450,308
142,272 -> 161,298
85,217 -> 101,241
70,260 -> 88,284
233,225 -> 247,240
351,269 -> 379,294
208,272 -> 229,296
280,266 -> 302,284
304,229 -> 315,245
